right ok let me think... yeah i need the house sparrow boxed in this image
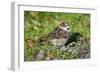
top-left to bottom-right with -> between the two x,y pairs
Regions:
47,22 -> 71,47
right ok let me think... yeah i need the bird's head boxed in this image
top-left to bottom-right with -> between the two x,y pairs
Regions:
59,22 -> 70,32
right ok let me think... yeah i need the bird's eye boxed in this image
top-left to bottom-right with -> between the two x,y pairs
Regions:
67,28 -> 69,30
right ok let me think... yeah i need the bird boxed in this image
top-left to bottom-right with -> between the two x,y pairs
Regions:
47,22 -> 71,47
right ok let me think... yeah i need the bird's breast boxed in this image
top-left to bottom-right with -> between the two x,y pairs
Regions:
50,38 -> 68,46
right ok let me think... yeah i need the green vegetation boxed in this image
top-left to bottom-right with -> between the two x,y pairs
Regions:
24,11 -> 90,61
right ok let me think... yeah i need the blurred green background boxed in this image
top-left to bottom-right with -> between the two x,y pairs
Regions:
24,11 -> 90,61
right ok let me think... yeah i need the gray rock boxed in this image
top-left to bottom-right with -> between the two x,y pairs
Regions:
67,47 -> 78,54
79,53 -> 90,59
36,50 -> 45,60
78,47 -> 90,59
59,46 -> 69,51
